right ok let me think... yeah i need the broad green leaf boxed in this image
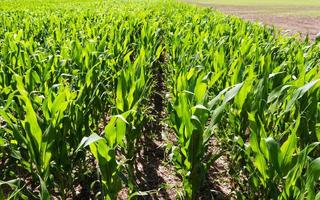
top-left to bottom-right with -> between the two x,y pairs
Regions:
254,154 -> 268,182
76,133 -> 103,152
249,130 -> 260,153
286,79 -> 320,112
265,137 -> 280,174
280,115 -> 300,169
224,82 -> 243,103
194,81 -> 207,103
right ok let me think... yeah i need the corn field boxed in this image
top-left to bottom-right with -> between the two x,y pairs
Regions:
0,0 -> 320,199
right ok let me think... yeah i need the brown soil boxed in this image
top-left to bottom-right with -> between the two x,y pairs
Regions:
135,130 -> 182,200
201,137 -> 234,200
185,1 -> 320,39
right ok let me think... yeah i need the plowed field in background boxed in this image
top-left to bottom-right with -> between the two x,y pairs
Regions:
185,0 -> 320,39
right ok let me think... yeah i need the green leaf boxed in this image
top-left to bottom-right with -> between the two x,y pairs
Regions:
264,137 -> 280,174
249,130 -> 260,153
38,175 -> 50,200
194,81 -> 207,103
286,79 -> 320,112
0,179 -> 20,189
254,154 -> 268,182
155,45 -> 163,59
307,157 -> 320,199
235,79 -> 252,109
224,82 -> 243,103
308,158 -> 320,181
51,90 -> 67,114
280,116 -> 299,170
85,67 -> 95,87
76,133 -> 103,152
267,85 -> 292,104
116,72 -> 125,112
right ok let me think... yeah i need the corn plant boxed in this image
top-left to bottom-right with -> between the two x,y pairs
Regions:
168,69 -> 209,199
168,67 -> 243,199
0,75 -> 76,198
77,111 -> 134,200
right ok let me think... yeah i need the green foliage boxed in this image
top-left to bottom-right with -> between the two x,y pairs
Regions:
0,0 -> 320,199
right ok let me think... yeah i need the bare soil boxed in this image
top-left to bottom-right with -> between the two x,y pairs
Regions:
185,1 -> 320,39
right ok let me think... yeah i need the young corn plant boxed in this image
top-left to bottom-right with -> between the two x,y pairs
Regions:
168,65 -> 244,199
168,69 -> 209,199
77,111 -> 133,200
245,112 -> 320,199
0,75 -> 76,198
